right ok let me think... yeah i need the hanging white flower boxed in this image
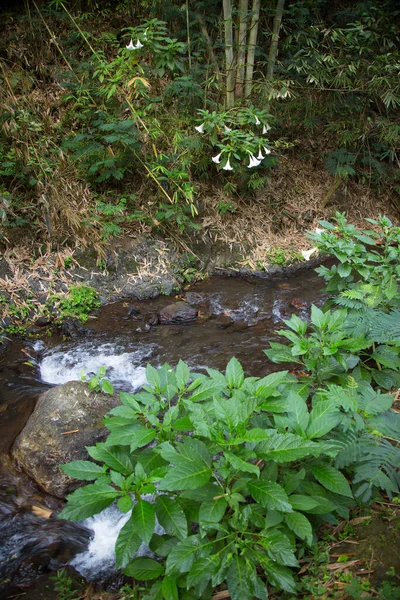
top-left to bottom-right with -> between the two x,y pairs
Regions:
212,152 -> 222,164
223,158 -> 233,171
195,123 -> 205,134
224,126 -> 232,133
126,39 -> 135,50
248,154 -> 261,168
255,116 -> 261,125
263,147 -> 271,155
257,149 -> 264,160
301,248 -> 318,261
134,40 -> 144,49
262,124 -> 271,134
315,227 -> 324,234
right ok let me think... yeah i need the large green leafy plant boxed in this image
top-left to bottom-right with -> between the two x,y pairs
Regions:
308,213 -> 400,310
59,356 -> 400,598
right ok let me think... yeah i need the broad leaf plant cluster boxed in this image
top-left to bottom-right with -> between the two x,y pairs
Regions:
59,216 -> 400,599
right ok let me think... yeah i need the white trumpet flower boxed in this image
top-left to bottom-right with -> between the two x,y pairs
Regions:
263,147 -> 271,155
315,227 -> 324,234
223,158 -> 233,171
257,149 -> 264,160
262,124 -> 271,134
195,123 -> 205,134
126,39 -> 143,50
248,154 -> 261,168
224,126 -> 232,133
255,116 -> 261,125
212,152 -> 222,164
301,248 -> 318,261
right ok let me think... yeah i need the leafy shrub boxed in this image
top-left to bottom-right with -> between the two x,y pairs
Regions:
59,354 -> 399,597
62,113 -> 140,183
57,284 -> 100,322
308,213 -> 400,311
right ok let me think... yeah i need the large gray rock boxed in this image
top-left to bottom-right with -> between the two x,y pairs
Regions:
159,301 -> 197,324
13,381 -> 119,498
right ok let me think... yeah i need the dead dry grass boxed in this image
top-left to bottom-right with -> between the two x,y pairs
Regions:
200,156 -> 399,266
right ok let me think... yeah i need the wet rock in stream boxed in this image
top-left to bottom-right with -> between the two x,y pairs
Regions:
12,381 -> 119,498
159,301 -> 198,324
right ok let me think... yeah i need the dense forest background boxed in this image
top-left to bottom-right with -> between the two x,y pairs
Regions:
0,0 -> 399,257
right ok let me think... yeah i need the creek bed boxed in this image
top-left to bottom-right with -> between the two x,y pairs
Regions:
0,270 -> 325,597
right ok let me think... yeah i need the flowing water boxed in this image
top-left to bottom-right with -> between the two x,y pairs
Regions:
0,271 -> 325,597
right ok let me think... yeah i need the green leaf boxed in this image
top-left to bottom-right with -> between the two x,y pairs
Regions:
384,277 -> 398,301
86,443 -> 133,474
119,392 -> 141,410
187,556 -> 219,588
161,575 -> 179,600
176,360 -> 191,390
213,397 -> 240,430
248,480 -> 293,513
254,371 -> 288,396
311,464 -> 353,498
288,495 -> 320,511
146,364 -> 161,390
225,452 -> 260,476
226,357 -> 245,389
284,511 -> 313,545
310,305 -> 328,329
58,482 -> 117,521
159,439 -> 211,491
286,392 -> 310,433
155,496 -> 187,540
259,531 -> 298,567
199,497 -> 227,524
307,401 -> 341,439
226,555 -> 254,600
101,378 -> 114,394
372,369 -> 400,390
130,427 -> 157,452
131,499 -> 155,545
263,560 -> 297,593
115,516 -> 142,569
237,429 -> 271,443
188,379 -> 226,402
180,483 -> 220,501
264,343 -> 300,365
256,433 -> 321,462
166,535 -> 201,574
371,346 -> 400,370
118,495 -> 133,513
338,264 -> 352,278
358,386 -> 395,415
60,460 -> 104,481
124,557 -> 164,580
105,423 -> 144,446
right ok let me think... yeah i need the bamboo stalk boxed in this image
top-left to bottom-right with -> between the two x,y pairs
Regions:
266,0 -> 286,81
235,0 -> 249,98
244,0 -> 261,99
223,0 -> 235,108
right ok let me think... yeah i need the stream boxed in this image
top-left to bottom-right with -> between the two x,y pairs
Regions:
0,270 -> 325,596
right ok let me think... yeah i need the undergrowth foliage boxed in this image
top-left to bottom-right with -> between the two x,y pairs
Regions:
59,217 -> 400,599
1,1 -> 399,245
